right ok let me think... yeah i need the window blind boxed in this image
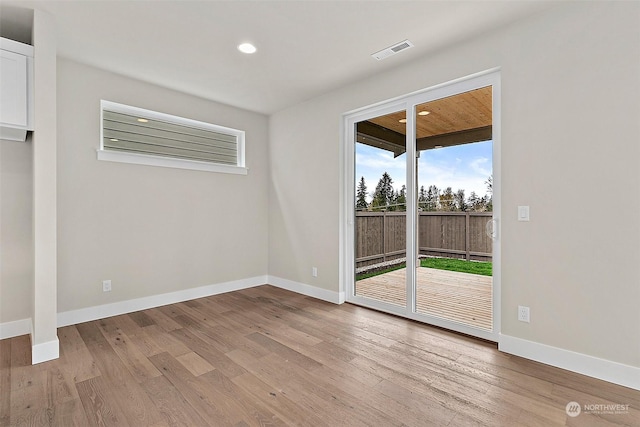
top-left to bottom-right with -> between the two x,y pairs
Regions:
102,109 -> 238,165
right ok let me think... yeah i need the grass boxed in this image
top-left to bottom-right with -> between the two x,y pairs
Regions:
421,257 -> 492,276
356,257 -> 492,281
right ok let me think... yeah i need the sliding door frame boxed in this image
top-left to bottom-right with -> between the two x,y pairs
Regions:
341,68 -> 501,342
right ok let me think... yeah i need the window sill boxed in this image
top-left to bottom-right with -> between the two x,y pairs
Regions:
96,149 -> 248,175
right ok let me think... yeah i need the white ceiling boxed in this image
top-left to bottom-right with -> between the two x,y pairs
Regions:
2,1 -> 554,115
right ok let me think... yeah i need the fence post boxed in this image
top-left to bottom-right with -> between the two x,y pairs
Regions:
465,212 -> 471,260
382,210 -> 387,262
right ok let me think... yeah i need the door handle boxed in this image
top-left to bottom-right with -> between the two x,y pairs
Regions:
485,218 -> 498,240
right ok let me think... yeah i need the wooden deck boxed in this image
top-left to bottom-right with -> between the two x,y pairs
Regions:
356,267 -> 493,330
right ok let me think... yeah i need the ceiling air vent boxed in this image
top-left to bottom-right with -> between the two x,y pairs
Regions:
371,39 -> 414,61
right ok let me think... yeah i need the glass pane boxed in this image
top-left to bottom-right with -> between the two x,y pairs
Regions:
354,109 -> 407,307
414,87 -> 494,330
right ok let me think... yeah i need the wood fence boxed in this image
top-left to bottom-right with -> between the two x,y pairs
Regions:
355,211 -> 493,267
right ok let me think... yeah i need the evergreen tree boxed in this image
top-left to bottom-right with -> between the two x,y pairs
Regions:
440,187 -> 455,211
454,189 -> 467,212
468,191 -> 484,212
390,190 -> 399,212
484,194 -> 493,212
418,186 -> 427,211
426,185 -> 439,211
395,185 -> 407,211
371,172 -> 394,211
356,176 -> 368,211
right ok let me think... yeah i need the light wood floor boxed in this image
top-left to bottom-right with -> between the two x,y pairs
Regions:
1,285 -> 638,426
357,267 -> 493,330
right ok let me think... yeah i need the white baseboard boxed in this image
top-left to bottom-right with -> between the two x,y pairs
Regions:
31,336 -> 59,364
0,317 -> 32,340
499,334 -> 640,391
56,275 -> 343,330
268,275 -> 345,304
57,275 -> 268,327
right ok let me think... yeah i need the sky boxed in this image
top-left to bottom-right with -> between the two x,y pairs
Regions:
356,140 -> 493,201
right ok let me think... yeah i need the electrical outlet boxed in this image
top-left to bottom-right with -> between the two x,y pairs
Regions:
312,267 -> 318,277
102,280 -> 112,292
518,305 -> 530,322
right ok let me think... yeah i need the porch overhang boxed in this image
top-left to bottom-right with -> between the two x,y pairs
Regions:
355,86 -> 493,156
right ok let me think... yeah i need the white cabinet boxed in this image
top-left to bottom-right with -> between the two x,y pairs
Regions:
0,37 -> 34,141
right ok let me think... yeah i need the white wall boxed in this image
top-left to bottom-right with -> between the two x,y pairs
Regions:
269,1 -> 640,370
56,58 -> 269,313
0,138 -> 32,325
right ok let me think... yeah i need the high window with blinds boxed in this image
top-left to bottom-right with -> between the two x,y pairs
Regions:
98,100 -> 246,174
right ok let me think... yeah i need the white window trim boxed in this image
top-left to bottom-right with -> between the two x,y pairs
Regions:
98,100 -> 247,175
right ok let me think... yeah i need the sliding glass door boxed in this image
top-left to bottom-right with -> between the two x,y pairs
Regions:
344,71 -> 500,341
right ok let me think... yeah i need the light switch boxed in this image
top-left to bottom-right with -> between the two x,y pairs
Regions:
518,206 -> 530,221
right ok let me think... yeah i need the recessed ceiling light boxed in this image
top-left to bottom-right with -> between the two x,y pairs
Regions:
109,138 -> 119,142
399,118 -> 407,123
137,118 -> 149,123
238,43 -> 257,54
418,111 -> 430,116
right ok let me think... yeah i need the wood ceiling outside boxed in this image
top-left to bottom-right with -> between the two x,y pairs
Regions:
357,86 -> 492,155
